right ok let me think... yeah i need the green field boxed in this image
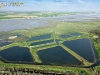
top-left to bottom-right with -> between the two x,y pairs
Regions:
0,12 -> 88,19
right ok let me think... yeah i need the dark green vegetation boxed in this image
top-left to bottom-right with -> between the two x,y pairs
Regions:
90,27 -> 100,59
0,62 -> 92,75
0,20 -> 100,74
0,17 -> 23,19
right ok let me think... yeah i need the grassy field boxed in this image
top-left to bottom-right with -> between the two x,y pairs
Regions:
0,12 -> 68,19
93,40 -> 100,59
0,12 -> 89,20
10,22 -> 100,37
0,61 -> 92,75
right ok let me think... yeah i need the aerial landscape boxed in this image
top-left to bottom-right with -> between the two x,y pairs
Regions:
0,0 -> 100,75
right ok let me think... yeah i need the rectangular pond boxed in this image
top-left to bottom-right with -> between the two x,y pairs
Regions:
30,40 -> 54,46
60,33 -> 81,38
0,39 -> 13,47
27,34 -> 51,42
37,46 -> 82,65
0,46 -> 34,63
62,38 -> 99,62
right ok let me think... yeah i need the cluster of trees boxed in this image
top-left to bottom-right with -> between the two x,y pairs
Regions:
90,28 -> 100,44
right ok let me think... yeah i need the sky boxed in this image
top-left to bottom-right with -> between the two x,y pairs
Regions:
0,0 -> 100,12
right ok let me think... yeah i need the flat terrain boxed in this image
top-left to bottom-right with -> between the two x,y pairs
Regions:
0,12 -> 100,74
0,12 -> 69,19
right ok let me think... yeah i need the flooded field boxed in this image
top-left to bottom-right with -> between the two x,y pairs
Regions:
0,46 -> 34,63
37,46 -> 82,65
62,38 -> 99,62
0,13 -> 100,32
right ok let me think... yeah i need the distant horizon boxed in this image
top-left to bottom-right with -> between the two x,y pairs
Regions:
0,10 -> 100,13
0,0 -> 100,12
